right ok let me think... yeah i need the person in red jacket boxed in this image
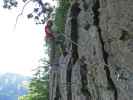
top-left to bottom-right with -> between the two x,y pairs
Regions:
45,20 -> 55,40
44,20 -> 55,65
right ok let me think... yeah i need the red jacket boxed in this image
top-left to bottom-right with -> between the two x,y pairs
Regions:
45,25 -> 54,39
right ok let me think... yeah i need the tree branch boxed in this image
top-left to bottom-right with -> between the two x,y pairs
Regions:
14,0 -> 32,30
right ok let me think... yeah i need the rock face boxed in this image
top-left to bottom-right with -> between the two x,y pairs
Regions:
49,0 -> 133,100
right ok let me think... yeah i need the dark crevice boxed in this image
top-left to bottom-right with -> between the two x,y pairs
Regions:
70,2 -> 81,64
71,18 -> 79,64
92,0 -> 118,100
92,0 -> 108,64
120,29 -> 129,41
80,58 -> 91,100
66,3 -> 81,100
84,23 -> 90,30
54,85 -> 61,100
93,46 -> 96,56
63,51 -> 68,57
82,0 -> 89,11
66,59 -> 72,100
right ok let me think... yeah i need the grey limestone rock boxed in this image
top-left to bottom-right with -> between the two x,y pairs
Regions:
49,0 -> 133,100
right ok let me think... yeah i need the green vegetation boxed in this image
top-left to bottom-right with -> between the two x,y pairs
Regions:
19,60 -> 49,100
46,0 -> 71,63
54,0 -> 70,33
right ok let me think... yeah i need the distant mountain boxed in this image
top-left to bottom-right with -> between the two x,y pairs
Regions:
0,73 -> 31,100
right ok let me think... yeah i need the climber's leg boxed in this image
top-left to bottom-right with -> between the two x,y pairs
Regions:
45,38 -> 56,66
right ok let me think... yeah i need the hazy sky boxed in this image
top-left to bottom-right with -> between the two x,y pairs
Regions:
0,0 -> 52,76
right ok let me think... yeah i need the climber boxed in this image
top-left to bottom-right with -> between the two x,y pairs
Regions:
44,20 -> 65,65
45,20 -> 55,40
44,20 -> 56,65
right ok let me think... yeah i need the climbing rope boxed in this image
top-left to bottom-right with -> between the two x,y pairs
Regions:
59,34 -> 83,49
46,33 -> 113,70
60,34 -> 115,68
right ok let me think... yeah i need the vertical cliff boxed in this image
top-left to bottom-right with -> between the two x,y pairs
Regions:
49,0 -> 133,100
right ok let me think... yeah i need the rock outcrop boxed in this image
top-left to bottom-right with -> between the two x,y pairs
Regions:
49,0 -> 133,100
